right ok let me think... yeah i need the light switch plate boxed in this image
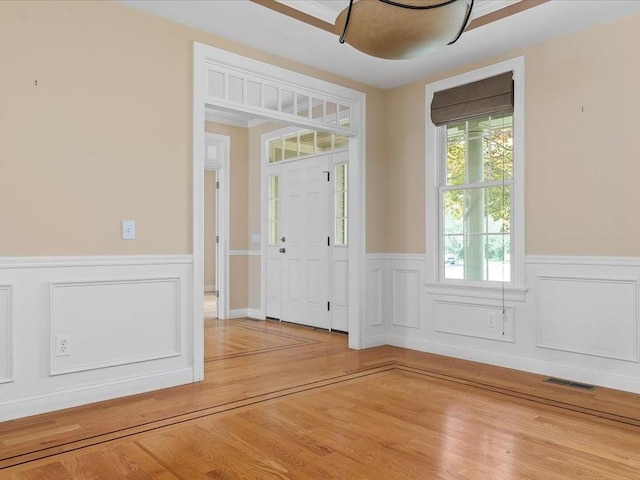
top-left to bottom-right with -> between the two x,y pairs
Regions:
122,220 -> 135,240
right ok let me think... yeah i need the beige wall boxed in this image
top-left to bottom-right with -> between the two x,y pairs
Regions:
385,14 -> 640,256
0,0 -> 385,259
204,171 -> 216,287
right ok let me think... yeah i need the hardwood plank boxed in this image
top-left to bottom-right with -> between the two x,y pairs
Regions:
3,318 -> 640,479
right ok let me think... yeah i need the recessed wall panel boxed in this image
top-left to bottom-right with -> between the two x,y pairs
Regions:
537,277 -> 637,361
392,269 -> 420,328
50,278 -> 181,375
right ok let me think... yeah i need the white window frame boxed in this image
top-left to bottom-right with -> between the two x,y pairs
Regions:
425,57 -> 527,301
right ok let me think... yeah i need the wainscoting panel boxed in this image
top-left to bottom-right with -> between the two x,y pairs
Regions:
392,268 -> 421,329
50,278 -> 181,375
364,255 -> 387,344
369,267 -> 383,327
435,299 -> 514,342
331,259 -> 349,332
537,276 -> 637,361
0,285 -> 12,384
366,254 -> 640,394
0,255 -> 193,422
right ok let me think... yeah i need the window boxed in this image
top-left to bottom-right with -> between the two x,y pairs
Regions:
268,129 -> 349,163
426,58 -> 524,291
442,113 -> 512,282
268,175 -> 278,245
334,163 -> 348,245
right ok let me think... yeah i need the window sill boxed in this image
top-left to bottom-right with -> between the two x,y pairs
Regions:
424,281 -> 528,302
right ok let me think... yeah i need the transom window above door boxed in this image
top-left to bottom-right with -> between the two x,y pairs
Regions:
268,128 -> 349,163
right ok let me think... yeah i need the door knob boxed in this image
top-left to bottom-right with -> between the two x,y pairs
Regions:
281,236 -> 286,243
279,247 -> 286,253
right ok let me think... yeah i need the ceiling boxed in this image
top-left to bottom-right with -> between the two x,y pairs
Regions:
120,0 -> 640,91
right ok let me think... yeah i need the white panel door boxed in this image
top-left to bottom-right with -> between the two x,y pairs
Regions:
273,154 -> 331,329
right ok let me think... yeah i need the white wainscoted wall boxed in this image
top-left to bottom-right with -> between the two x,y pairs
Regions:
365,253 -> 640,394
0,256 -> 194,422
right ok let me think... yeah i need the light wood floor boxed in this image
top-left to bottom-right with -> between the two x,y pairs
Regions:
2,319 -> 640,479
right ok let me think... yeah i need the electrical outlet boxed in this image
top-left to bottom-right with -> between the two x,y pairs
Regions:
487,312 -> 497,328
56,335 -> 71,356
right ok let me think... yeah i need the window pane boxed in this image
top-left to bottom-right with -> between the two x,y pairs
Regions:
297,94 -> 309,117
299,131 -> 315,157
281,90 -> 294,114
334,164 -> 348,246
334,135 -> 349,150
487,234 -> 510,282
317,131 -> 332,152
311,98 -> 324,121
443,190 -> 463,234
284,134 -> 298,160
335,218 -> 347,245
484,114 -> 514,182
268,138 -> 283,163
443,234 -> 463,279
486,185 -> 511,234
325,102 -> 337,123
339,105 -> 350,128
268,176 -> 279,246
446,123 -> 466,186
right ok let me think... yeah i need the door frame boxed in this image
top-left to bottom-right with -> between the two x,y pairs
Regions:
204,132 -> 230,321
193,42 -> 366,381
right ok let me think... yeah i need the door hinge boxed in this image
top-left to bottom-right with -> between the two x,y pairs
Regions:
216,235 -> 220,244
324,170 -> 330,182
216,181 -> 220,189
215,290 -> 220,298
327,301 -> 330,311
327,236 -> 330,246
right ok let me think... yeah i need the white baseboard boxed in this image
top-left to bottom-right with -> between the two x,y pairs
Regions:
363,334 -> 387,348
0,367 -> 194,422
204,285 -> 216,293
248,308 -> 265,320
228,308 -> 249,319
386,334 -> 640,395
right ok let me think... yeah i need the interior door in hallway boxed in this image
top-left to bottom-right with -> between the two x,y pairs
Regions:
267,154 -> 331,329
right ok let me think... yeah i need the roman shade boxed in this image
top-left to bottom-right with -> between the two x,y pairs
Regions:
430,71 -> 514,126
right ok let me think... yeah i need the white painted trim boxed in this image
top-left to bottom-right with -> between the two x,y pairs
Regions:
0,367 -> 193,423
424,282 -> 527,302
229,250 -> 261,256
473,0 -> 521,18
363,334 -> 387,348
193,42 -> 207,382
276,0 -> 339,23
526,255 -> 640,266
229,308 -> 250,319
0,255 -> 192,269
204,133 -> 230,323
376,253 -> 427,262
197,42 -> 366,349
0,284 -> 13,384
385,334 -> 640,395
425,57 -> 526,292
248,308 -> 265,320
